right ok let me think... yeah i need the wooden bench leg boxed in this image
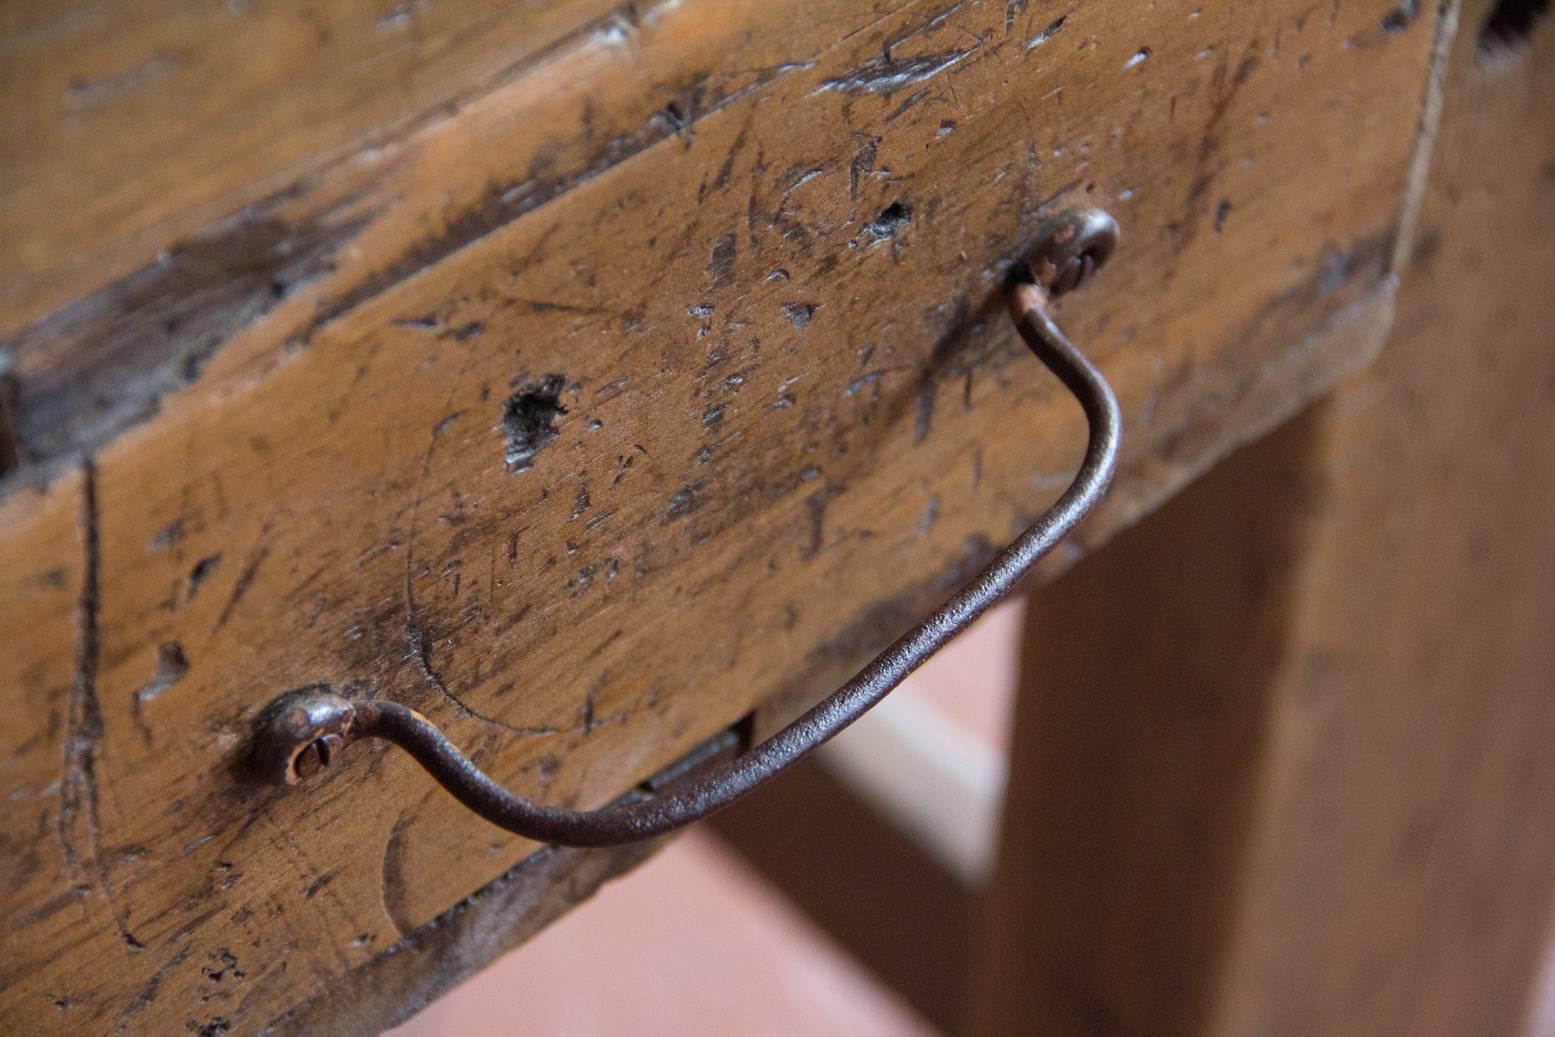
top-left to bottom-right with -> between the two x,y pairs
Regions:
972,405 -> 1337,1037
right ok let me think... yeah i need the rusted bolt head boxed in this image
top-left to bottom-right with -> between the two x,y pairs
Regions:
291,734 -> 344,780
1024,209 -> 1120,296
250,687 -> 356,786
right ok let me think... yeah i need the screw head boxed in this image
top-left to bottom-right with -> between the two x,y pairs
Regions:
291,734 -> 343,780
1024,209 -> 1120,296
250,687 -> 356,786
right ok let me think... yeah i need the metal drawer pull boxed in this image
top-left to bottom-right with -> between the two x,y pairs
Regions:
251,209 -> 1123,847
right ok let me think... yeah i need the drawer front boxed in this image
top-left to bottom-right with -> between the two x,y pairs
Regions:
1,0 -> 1439,1032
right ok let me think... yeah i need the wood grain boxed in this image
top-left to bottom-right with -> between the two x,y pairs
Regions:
0,0 -> 1441,1031
0,0 -> 623,333
974,2 -> 1555,1029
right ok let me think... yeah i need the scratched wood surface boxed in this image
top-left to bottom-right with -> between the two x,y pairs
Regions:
0,0 -> 1440,1032
975,1 -> 1555,1031
0,0 -> 624,333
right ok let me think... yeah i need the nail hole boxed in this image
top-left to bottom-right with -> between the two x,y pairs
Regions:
1379,0 -> 1421,34
1478,0 -> 1549,58
498,374 -> 568,475
864,201 -> 913,241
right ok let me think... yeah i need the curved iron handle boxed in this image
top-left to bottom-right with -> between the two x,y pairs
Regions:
252,210 -> 1123,847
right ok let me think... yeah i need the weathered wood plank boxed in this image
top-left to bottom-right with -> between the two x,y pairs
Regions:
0,0 -> 1441,1031
0,0 -> 623,333
974,405 -> 1343,1037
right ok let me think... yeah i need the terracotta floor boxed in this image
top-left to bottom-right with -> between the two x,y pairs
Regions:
388,832 -> 938,1036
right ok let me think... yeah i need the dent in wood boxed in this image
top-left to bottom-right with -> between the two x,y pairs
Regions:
498,375 -> 569,474
130,641 -> 191,744
1478,0 -> 1550,57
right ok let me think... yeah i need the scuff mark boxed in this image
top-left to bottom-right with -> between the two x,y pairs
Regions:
913,301 -> 975,445
59,458 -> 144,952
63,52 -> 186,112
916,495 -> 942,537
801,484 -> 844,560
666,481 -> 705,520
114,943 -> 192,1031
1215,199 -> 1233,233
708,234 -> 738,289
883,87 -> 936,122
131,642 -> 191,743
404,618 -> 556,734
215,544 -> 270,629
781,302 -> 817,328
149,519 -> 184,552
509,298 -> 607,316
299,61 -> 814,348
1167,43 -> 1260,265
815,49 -> 974,95
618,305 -> 648,334
13,884 -> 89,930
186,553 -> 221,604
432,413 -> 465,444
776,164 -> 826,196
1025,14 -> 1067,49
300,870 -> 334,901
915,383 -> 938,444
849,137 -> 880,198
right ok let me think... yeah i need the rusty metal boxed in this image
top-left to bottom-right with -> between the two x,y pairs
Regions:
1024,207 -> 1120,295
250,209 -> 1123,848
